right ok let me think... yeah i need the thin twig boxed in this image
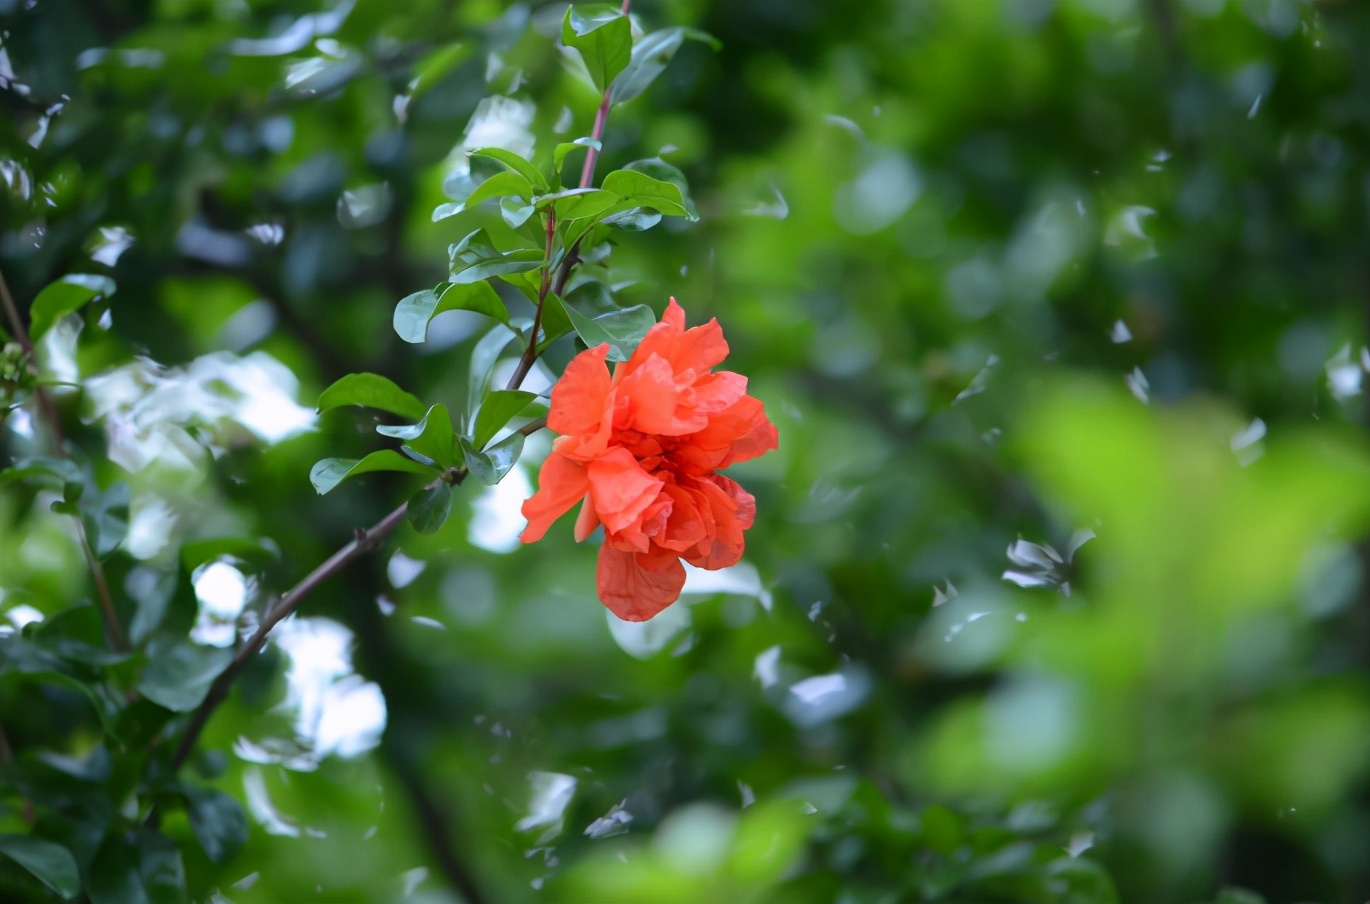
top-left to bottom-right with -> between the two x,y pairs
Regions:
170,473 -> 461,772
0,266 -> 64,452
0,265 -> 122,651
504,0 -> 631,392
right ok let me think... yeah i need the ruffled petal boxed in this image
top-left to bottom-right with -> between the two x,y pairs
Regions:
548,343 -> 613,448
614,354 -> 681,435
597,544 -> 686,621
585,447 -> 664,535
683,475 -> 751,570
520,449 -> 590,543
654,482 -> 710,552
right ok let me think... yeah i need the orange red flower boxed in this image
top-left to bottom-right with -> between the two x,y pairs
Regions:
520,299 -> 778,621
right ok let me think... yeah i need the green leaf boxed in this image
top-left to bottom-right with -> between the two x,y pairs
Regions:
136,643 -> 232,712
467,325 -> 520,418
87,829 -> 185,904
469,147 -> 549,192
601,170 -> 695,219
32,605 -> 127,667
564,303 -> 657,362
473,390 -> 537,449
410,42 -> 469,99
126,566 -> 179,647
448,228 -> 547,285
376,404 -> 458,469
0,634 -> 121,739
611,27 -> 720,105
540,188 -> 620,221
183,787 -> 248,866
82,482 -> 130,559
601,207 -> 662,231
394,282 -> 509,344
0,835 -> 81,900
434,170 -> 534,222
554,137 -> 602,174
460,432 -> 525,486
500,196 -> 537,230
537,293 -> 575,351
310,450 -> 437,495
562,6 -> 633,93
29,275 -> 117,341
318,373 -> 427,420
625,156 -> 699,219
407,483 -> 453,535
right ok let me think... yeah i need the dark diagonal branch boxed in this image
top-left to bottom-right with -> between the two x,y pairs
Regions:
171,472 -> 463,772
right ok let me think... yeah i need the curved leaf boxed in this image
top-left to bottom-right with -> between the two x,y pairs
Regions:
184,787 -> 248,866
0,835 -> 81,900
561,6 -> 632,93
318,373 -> 427,420
376,404 -> 459,469
611,26 -> 721,105
394,283 -> 509,344
29,275 -> 117,341
136,643 -> 233,712
469,147 -> 549,192
310,450 -> 438,495
460,432 -> 525,486
473,390 -> 537,448
564,303 -> 657,362
601,170 -> 694,219
407,482 -> 453,535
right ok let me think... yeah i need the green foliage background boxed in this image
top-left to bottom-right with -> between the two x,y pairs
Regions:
4,0 -> 1370,902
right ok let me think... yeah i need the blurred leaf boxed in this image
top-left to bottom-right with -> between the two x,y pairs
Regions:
460,432 -> 524,485
126,567 -> 177,646
472,389 -> 536,448
394,282 -> 509,344
0,835 -> 80,900
29,275 -> 116,341
406,482 -> 453,535
179,538 -> 279,572
183,787 -> 247,866
409,41 -> 469,99
561,6 -> 632,93
611,26 -> 720,105
87,829 -> 185,904
376,404 -> 459,469
309,450 -> 438,495
318,373 -> 427,420
82,482 -> 129,559
136,643 -> 232,712
564,303 -> 656,362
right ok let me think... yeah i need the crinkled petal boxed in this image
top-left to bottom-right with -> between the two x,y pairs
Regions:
586,447 -> 664,535
520,449 -> 589,543
683,475 -> 750,570
573,493 -> 600,542
597,544 -> 686,621
614,354 -> 681,435
549,343 -> 613,455
654,483 -> 710,552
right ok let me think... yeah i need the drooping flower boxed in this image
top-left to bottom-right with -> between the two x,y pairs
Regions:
520,298 -> 778,621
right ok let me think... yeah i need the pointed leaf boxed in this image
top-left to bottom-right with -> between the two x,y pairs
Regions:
564,303 -> 657,362
611,27 -> 720,105
376,404 -> 458,469
473,390 -> 537,448
0,835 -> 81,900
469,147 -> 549,192
500,197 -> 537,229
394,283 -> 509,344
536,293 -> 575,352
561,6 -> 632,93
460,433 -> 525,485
407,483 -> 453,534
539,188 -> 620,221
467,325 -> 520,417
29,275 -> 117,341
318,373 -> 427,420
625,156 -> 699,219
136,643 -> 233,712
449,170 -> 535,218
310,450 -> 438,495
601,170 -> 694,219
554,137 -> 602,173
183,787 -> 248,865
